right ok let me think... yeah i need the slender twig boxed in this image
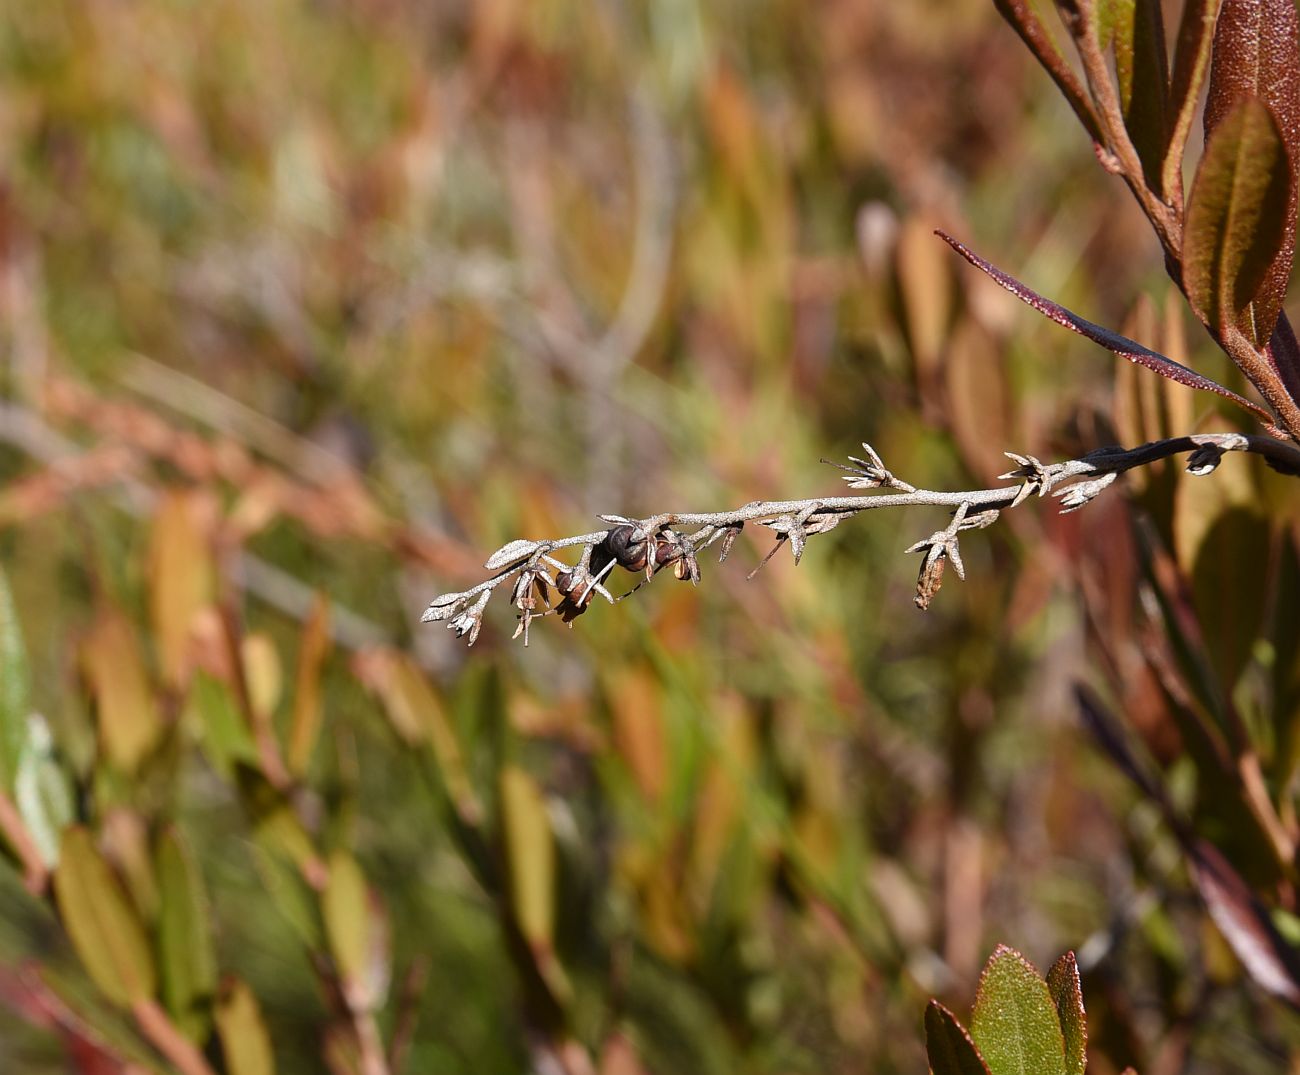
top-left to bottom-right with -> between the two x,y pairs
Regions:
423,432 -> 1300,643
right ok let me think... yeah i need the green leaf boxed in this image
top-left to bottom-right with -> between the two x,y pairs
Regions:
0,564 -> 32,791
14,714 -> 75,867
156,827 -> 217,1041
215,979 -> 277,1075
926,1000 -> 992,1075
53,826 -> 158,1008
250,839 -> 322,950
1185,97 -> 1291,344
188,672 -> 259,779
969,945 -> 1067,1075
1046,953 -> 1087,1075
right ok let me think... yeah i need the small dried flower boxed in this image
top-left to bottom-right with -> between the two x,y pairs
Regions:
1055,472 -> 1118,513
446,593 -> 490,645
914,545 -> 947,611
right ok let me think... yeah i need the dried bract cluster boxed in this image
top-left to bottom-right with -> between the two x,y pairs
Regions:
422,432 -> 1300,646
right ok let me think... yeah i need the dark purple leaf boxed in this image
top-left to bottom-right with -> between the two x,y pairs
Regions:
1188,838 -> 1300,1007
925,1001 -> 992,1075
937,231 -> 1277,425
1185,98 -> 1291,345
1073,685 -> 1170,807
1204,0 -> 1300,344
993,0 -> 1104,143
1269,313 -> 1300,411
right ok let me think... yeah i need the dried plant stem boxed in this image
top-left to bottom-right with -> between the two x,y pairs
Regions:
424,432 -> 1300,642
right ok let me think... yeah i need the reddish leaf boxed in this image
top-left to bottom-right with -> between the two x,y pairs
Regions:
925,1001 -> 991,1075
1185,98 -> 1292,344
1188,839 -> 1300,1006
993,1 -> 1104,143
937,231 -> 1276,424
1046,953 -> 1088,1075
1204,0 -> 1300,344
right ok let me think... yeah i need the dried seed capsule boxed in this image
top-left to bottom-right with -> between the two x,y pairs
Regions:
654,539 -> 682,567
604,524 -> 648,571
554,569 -> 593,622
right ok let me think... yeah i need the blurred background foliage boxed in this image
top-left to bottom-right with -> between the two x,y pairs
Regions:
0,0 -> 1299,1072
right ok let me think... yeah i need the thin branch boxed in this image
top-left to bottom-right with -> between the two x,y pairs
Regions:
423,432 -> 1300,644
131,998 -> 218,1075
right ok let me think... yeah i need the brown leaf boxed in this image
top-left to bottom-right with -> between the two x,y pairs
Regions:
148,490 -> 215,691
81,611 -> 162,775
1188,838 -> 1300,1005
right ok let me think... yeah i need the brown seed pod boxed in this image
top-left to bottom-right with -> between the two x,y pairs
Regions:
603,524 -> 648,572
653,539 -> 682,567
554,569 -> 593,622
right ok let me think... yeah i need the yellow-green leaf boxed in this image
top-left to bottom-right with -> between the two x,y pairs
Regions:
1185,97 -> 1291,344
500,766 -> 554,953
53,826 -> 157,1008
240,634 -> 283,725
970,945 -> 1067,1075
287,596 -> 331,777
157,827 -> 217,1041
215,979 -> 277,1075
322,849 -> 389,1012
82,610 -> 162,774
